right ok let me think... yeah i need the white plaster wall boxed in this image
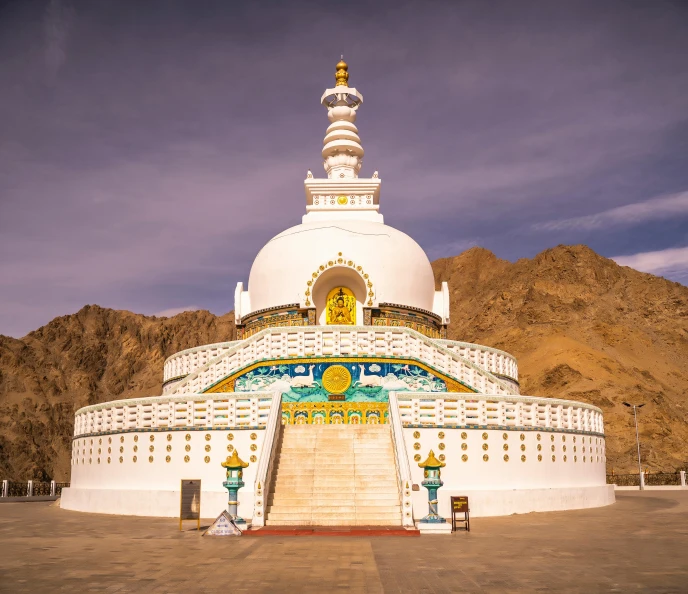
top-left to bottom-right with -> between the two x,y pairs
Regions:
403,427 -> 609,518
65,428 -> 264,519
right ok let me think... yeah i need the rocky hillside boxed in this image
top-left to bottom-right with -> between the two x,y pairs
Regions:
1,244 -> 686,481
434,245 -> 688,474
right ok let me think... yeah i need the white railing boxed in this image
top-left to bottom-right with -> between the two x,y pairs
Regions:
396,393 -> 605,434
388,392 -> 414,526
73,392 -> 276,437
251,394 -> 283,527
167,326 -> 515,397
436,340 -> 518,382
163,340 -> 242,382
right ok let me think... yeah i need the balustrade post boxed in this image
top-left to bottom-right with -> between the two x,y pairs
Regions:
640,471 -> 645,490
680,471 -> 686,488
50,480 -> 56,497
1,480 -> 7,498
27,480 -> 33,497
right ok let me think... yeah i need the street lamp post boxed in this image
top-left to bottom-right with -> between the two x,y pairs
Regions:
623,402 -> 645,490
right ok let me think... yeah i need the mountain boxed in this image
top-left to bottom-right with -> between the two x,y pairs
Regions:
1,244 -> 686,481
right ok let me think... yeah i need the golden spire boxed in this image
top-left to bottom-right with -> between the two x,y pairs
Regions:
222,450 -> 249,468
418,449 -> 445,468
335,57 -> 349,87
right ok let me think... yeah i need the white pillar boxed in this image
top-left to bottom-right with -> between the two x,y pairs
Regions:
1,480 -> 7,498
27,480 -> 33,497
680,471 -> 686,488
50,480 -> 56,497
640,471 -> 645,490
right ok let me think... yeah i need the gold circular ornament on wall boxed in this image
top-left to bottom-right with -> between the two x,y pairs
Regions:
461,432 -> 467,439
536,434 -> 541,441
482,432 -> 488,440
133,445 -> 138,453
337,195 -> 348,205
185,434 -> 191,441
149,456 -> 154,463
563,455 -> 567,462
521,455 -> 526,462
134,436 -> 138,442
563,445 -> 567,452
461,443 -> 467,451
520,444 -> 526,452
552,455 -> 556,462
520,433 -> 525,441
205,445 -> 211,452
250,433 -> 257,440
550,435 -> 555,442
414,454 -> 421,462
413,431 -> 420,439
184,455 -> 190,463
551,445 -> 555,452
413,443 -> 421,450
205,434 -> 211,441
538,454 -> 542,462
227,433 -> 234,441
204,456 -> 210,463
133,456 -> 137,463
503,444 -> 509,451
438,443 -> 445,450
108,437 -> 112,444
483,454 -> 489,462
250,455 -> 257,463
166,445 -> 172,452
503,433 -> 508,440
503,454 -> 509,462
462,454 -> 468,462
167,434 -> 172,441
227,445 -> 234,452
98,448 -> 101,454
574,456 -> 577,462
185,444 -> 191,452
149,445 -> 154,452
573,436 -> 576,443
108,447 -> 111,454
537,444 -> 542,451
439,454 -> 446,462
438,431 -> 445,439
584,456 -> 587,462
99,438 -> 102,445
149,435 -> 154,442
120,436 -> 124,443
562,435 -> 566,442
119,456 -> 123,463
250,444 -> 257,451
322,365 -> 352,393
107,457 -> 111,464
482,443 -> 488,451
166,456 -> 171,463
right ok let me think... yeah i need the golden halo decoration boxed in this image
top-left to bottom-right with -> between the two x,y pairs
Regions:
337,195 -> 348,205
322,365 -> 352,394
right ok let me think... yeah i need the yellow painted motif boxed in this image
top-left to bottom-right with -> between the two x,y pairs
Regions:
321,365 -> 352,393
326,287 -> 356,325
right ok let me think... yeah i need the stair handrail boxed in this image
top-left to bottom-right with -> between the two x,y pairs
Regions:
388,391 -> 415,527
251,391 -> 283,527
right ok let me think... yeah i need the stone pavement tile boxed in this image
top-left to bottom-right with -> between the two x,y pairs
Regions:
0,493 -> 687,592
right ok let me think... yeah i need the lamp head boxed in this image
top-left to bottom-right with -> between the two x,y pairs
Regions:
623,402 -> 632,407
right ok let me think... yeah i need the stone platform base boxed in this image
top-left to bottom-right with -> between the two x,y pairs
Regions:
417,522 -> 452,535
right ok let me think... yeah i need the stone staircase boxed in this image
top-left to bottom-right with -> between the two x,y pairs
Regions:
265,424 -> 402,526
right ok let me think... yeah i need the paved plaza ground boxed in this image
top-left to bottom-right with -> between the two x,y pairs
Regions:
1,491 -> 687,593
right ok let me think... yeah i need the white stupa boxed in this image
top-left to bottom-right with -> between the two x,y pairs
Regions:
62,61 -> 614,526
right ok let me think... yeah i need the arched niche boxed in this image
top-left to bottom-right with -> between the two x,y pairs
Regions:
312,266 -> 367,325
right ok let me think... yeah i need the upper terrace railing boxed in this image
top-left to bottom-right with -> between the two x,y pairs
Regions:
394,392 -> 605,434
163,333 -> 519,386
73,392 -> 277,437
436,340 -> 518,382
165,326 -> 515,397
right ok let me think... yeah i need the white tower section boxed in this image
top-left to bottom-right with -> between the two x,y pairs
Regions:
234,60 -> 449,328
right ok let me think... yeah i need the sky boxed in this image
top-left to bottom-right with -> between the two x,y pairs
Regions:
1,0 -> 687,338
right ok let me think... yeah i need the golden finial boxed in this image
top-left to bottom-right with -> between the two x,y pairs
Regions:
418,449 -> 445,468
335,56 -> 349,87
222,450 -> 249,468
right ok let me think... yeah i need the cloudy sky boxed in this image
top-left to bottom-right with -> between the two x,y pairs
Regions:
1,0 -> 687,337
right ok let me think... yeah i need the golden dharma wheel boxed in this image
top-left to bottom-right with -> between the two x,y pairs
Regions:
322,365 -> 352,394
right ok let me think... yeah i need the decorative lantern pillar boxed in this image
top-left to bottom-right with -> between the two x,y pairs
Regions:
221,450 -> 249,526
418,450 -> 446,524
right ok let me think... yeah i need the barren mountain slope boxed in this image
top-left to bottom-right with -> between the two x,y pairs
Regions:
0,306 -> 235,481
433,245 -> 688,473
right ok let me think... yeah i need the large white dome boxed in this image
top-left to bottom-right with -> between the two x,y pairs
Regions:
241,220 -> 438,322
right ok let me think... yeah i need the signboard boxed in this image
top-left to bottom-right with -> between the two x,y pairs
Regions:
451,496 -> 468,512
180,479 -> 201,530
205,510 -> 243,536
